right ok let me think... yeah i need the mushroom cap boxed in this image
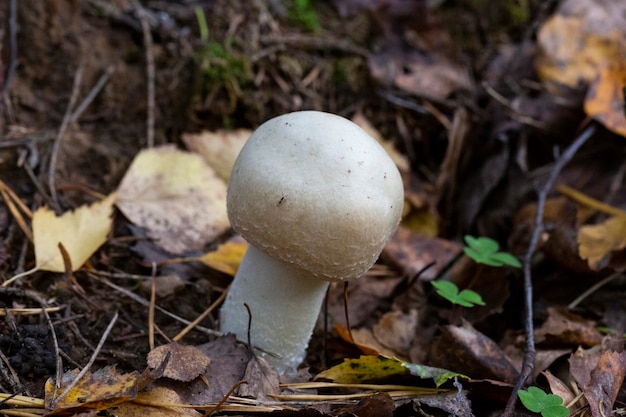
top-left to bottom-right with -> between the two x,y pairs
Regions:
227,111 -> 404,281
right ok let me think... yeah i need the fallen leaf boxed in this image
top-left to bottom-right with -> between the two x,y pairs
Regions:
569,343 -> 626,417
182,129 -> 251,182
382,226 -> 461,279
237,356 -> 280,401
535,306 -> 603,347
147,343 -> 211,382
45,366 -> 139,415
543,370 -> 576,406
578,215 -> 626,270
316,355 -> 466,387
112,385 -> 202,417
429,322 -> 519,384
188,335 -> 250,404
372,309 -> 419,357
199,241 -> 248,276
584,349 -> 626,417
34,193 -> 115,272
535,0 -> 626,136
116,145 -> 229,254
584,65 -> 626,137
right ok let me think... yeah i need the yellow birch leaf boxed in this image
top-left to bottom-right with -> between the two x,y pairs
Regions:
199,241 -> 248,276
45,366 -> 139,414
182,129 -> 251,182
115,145 -> 229,254
33,193 -> 115,272
578,215 -> 626,270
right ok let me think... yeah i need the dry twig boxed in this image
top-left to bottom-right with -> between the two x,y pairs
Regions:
503,123 -> 596,416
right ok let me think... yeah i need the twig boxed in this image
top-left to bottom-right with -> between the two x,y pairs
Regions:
49,64 -> 84,212
568,272 -> 622,309
503,123 -> 596,416
70,66 -> 114,122
173,285 -> 229,342
133,1 -> 156,147
148,262 -> 157,350
50,312 -> 118,409
91,274 -> 221,336
0,0 -> 17,118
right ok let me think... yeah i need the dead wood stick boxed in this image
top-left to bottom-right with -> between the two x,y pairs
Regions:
503,123 -> 596,416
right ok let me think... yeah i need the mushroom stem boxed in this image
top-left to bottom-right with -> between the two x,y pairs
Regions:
220,245 -> 330,373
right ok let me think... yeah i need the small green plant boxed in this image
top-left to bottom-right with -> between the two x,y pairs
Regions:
518,386 -> 569,417
463,235 -> 521,268
431,280 -> 485,307
287,0 -> 319,32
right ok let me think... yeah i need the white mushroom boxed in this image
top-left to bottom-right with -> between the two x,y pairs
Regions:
220,111 -> 404,373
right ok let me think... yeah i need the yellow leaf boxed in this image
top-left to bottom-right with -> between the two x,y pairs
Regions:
182,129 -> 251,182
584,65 -> 626,137
115,146 -> 230,254
199,241 -> 248,276
315,355 -> 466,388
114,385 -> 202,417
45,366 -> 139,414
33,193 -> 115,272
578,215 -> 626,270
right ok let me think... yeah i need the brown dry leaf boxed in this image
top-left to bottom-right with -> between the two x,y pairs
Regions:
237,356 -> 280,401
199,241 -> 248,276
542,370 -> 576,406
147,343 -> 210,382
112,385 -> 202,417
336,324 -> 383,356
45,366 -> 139,415
372,309 -> 419,357
115,145 -> 229,254
341,310 -> 419,362
429,322 -> 519,384
34,193 -> 115,272
578,215 -> 626,270
370,49 -> 471,100
535,306 -> 603,347
569,343 -> 626,417
188,335 -> 250,404
182,129 -> 251,182
584,349 -> 626,417
382,226 -> 461,279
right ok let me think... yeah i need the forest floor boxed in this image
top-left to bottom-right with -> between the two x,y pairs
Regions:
1,1 -> 625,416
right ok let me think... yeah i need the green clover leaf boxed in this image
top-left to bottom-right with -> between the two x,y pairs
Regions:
518,386 -> 569,417
464,235 -> 521,268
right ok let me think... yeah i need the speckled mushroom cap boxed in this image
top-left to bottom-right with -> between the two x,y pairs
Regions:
227,111 -> 404,281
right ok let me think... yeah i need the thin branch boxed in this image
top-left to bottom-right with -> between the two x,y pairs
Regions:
70,65 -> 114,122
503,123 -> 596,416
49,64 -> 84,212
133,1 -> 156,147
0,0 -> 17,119
50,312 -> 118,409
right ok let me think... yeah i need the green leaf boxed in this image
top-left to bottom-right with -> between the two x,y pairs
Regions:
431,281 -> 485,307
490,251 -> 522,268
463,235 -> 521,268
458,289 -> 486,306
518,387 -> 568,417
543,405 -> 569,417
518,387 -> 544,412
431,280 -> 457,298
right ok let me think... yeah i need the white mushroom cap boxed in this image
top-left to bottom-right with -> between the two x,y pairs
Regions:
227,111 -> 404,281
